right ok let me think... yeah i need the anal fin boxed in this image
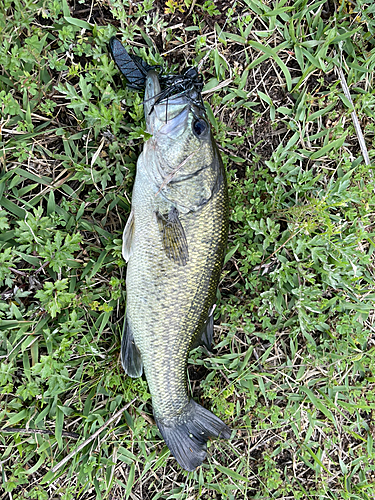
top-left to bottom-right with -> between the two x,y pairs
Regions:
121,316 -> 143,378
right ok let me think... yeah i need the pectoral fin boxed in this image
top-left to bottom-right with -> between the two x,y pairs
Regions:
122,210 -> 134,262
121,316 -> 143,378
156,207 -> 189,266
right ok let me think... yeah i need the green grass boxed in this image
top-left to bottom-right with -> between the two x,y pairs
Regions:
1,0 -> 375,498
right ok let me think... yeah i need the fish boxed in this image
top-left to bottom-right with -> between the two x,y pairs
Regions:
117,50 -> 230,470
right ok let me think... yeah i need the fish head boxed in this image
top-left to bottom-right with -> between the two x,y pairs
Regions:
144,70 -> 207,138
143,71 -> 220,212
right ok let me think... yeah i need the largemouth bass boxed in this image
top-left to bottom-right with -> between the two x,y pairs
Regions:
121,69 -> 230,471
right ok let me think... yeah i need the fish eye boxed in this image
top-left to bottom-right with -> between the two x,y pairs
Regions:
192,119 -> 208,138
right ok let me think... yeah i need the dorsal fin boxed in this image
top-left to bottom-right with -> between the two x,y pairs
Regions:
190,305 -> 215,351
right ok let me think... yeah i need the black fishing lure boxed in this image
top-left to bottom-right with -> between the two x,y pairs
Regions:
109,37 -> 159,90
158,67 -> 205,111
109,37 -> 205,111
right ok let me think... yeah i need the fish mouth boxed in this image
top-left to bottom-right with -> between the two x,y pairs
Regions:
144,70 -> 161,119
158,106 -> 189,137
144,70 -> 190,137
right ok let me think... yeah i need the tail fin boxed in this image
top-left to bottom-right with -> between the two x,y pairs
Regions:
155,399 -> 231,471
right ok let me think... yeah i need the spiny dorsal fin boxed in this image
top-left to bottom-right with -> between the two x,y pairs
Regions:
156,207 -> 189,266
122,209 -> 134,262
